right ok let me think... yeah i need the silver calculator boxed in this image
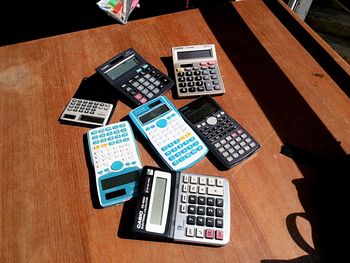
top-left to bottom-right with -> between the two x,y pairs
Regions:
132,166 -> 230,246
172,44 -> 225,98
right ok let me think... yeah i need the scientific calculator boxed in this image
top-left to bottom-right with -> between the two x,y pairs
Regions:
131,166 -> 230,246
128,96 -> 208,171
179,96 -> 260,169
96,48 -> 174,107
172,44 -> 225,98
87,121 -> 142,207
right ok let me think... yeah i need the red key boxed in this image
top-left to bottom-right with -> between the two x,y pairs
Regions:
205,229 -> 214,239
215,230 -> 224,240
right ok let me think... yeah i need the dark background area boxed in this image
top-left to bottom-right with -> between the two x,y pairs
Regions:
0,0 -> 192,46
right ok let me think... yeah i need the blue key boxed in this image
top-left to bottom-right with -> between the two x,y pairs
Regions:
121,128 -> 127,132
116,139 -> 122,143
185,153 -> 191,158
107,136 -> 114,141
172,160 -> 179,166
119,123 -> 126,127
106,127 -> 112,131
111,161 -> 123,171
91,131 -> 98,135
161,146 -> 168,151
175,152 -> 181,157
122,133 -> 128,137
99,133 -> 106,138
100,138 -> 106,143
167,142 -> 174,148
109,141 -> 115,146
178,144 -> 184,149
112,125 -> 118,129
174,139 -> 180,144
181,149 -> 187,154
92,135 -> 98,140
131,161 -> 136,165
98,128 -> 104,133
191,149 -> 197,155
197,146 -> 203,151
171,147 -> 177,153
165,151 -> 171,156
156,119 -> 167,128
193,141 -> 199,146
114,130 -> 120,134
107,131 -> 113,136
93,140 -> 99,145
187,145 -> 193,150
179,157 -> 185,162
169,156 -> 175,161
123,138 -> 129,142
189,137 -> 195,142
115,135 -> 121,139
125,162 -> 130,166
184,140 -> 189,145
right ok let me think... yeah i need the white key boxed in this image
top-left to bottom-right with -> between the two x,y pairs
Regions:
181,194 -> 187,203
216,178 -> 224,187
196,228 -> 204,238
199,177 -> 206,185
207,186 -> 224,196
190,176 -> 198,184
182,184 -> 188,193
183,174 -> 189,183
189,185 -> 197,193
198,185 -> 206,194
180,204 -> 186,213
208,178 -> 215,186
186,227 -> 195,237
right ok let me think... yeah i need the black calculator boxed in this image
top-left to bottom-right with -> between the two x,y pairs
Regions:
179,96 -> 260,169
96,48 -> 174,107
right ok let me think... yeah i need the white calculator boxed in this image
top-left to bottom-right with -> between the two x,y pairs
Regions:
131,166 -> 230,246
87,121 -> 142,207
128,96 -> 208,171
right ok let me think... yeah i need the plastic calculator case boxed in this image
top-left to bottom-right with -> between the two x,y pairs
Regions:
87,121 -> 142,207
172,44 -> 225,98
131,166 -> 230,246
59,74 -> 117,127
96,48 -> 174,108
128,96 -> 208,171
179,96 -> 260,169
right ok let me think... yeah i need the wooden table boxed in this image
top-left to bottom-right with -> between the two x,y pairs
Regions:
1,0 -> 349,262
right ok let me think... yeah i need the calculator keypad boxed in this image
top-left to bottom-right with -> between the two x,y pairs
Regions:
174,173 -> 230,245
144,114 -> 206,170
89,122 -> 139,175
175,61 -> 225,97
61,98 -> 112,126
121,64 -> 172,106
197,111 -> 260,167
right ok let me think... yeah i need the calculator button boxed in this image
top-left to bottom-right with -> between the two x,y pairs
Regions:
199,177 -> 207,185
215,230 -> 224,240
190,176 -> 198,184
197,206 -> 205,215
216,208 -> 224,217
189,185 -> 197,193
207,186 -> 224,196
111,160 -> 124,171
180,204 -> 186,213
186,227 -> 195,237
206,207 -> 215,216
207,197 -> 215,206
205,229 -> 214,239
156,119 -> 167,128
182,184 -> 188,192
198,185 -> 206,194
216,198 -> 224,207
206,218 -> 215,228
217,179 -> 224,187
196,228 -> 204,238
183,174 -> 189,183
181,195 -> 187,203
208,178 -> 215,186
197,216 -> 205,226
216,218 -> 224,228
198,196 -> 206,205
188,195 -> 197,204
187,216 -> 195,225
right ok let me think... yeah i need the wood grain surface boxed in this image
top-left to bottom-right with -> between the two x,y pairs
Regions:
1,0 -> 349,262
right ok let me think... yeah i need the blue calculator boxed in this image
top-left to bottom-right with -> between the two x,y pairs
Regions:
87,121 -> 142,207
128,96 -> 208,171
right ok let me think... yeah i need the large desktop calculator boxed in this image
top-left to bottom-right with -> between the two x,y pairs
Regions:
180,96 -> 260,169
172,44 -> 225,98
131,166 -> 230,246
87,121 -> 142,207
96,48 -> 174,107
128,96 -> 208,171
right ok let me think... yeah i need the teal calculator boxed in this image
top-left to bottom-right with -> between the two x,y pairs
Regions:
87,121 -> 142,207
128,96 -> 208,171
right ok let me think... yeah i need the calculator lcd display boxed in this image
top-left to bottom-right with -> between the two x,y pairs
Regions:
183,99 -> 219,124
101,170 -> 139,190
139,104 -> 170,124
177,49 -> 212,60
149,177 -> 167,225
105,56 -> 138,80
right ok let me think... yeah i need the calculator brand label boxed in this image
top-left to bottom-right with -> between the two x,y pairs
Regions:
136,196 -> 149,230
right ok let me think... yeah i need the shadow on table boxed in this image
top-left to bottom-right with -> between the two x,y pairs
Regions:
198,1 -> 349,262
